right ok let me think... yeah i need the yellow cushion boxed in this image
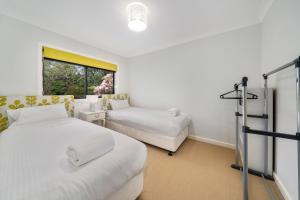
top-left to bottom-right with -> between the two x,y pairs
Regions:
102,93 -> 130,110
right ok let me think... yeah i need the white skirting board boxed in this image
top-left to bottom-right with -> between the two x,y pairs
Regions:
188,135 -> 235,149
273,173 -> 292,200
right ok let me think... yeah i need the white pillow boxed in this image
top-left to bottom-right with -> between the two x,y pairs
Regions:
110,99 -> 130,110
7,109 -> 21,124
14,104 -> 68,125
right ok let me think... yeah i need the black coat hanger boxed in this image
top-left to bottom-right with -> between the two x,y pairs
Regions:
220,89 -> 258,100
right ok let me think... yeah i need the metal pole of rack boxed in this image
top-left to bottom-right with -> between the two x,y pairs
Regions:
263,75 -> 269,175
242,77 -> 249,200
296,60 -> 300,200
265,60 -> 296,76
235,85 -> 239,165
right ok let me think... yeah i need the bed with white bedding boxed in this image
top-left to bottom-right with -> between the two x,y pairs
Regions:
0,95 -> 147,200
0,118 -> 147,200
107,107 -> 190,137
103,94 -> 191,155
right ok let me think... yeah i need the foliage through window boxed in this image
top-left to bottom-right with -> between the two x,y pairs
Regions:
43,59 -> 115,99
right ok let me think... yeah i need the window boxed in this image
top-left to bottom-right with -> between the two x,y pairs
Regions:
43,58 -> 115,99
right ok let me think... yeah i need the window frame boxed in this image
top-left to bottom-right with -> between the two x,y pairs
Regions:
42,58 -> 115,98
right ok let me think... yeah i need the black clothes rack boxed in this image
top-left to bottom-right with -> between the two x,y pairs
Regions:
220,85 -> 274,182
237,57 -> 300,200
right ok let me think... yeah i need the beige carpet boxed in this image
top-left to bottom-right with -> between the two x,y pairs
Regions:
138,139 -> 283,200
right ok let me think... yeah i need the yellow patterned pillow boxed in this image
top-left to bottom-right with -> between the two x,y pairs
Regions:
102,93 -> 130,110
0,113 -> 8,132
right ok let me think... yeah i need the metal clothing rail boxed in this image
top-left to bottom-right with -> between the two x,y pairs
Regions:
239,57 -> 300,200
264,59 -> 299,77
235,112 -> 267,119
220,85 -> 260,168
220,83 -> 274,182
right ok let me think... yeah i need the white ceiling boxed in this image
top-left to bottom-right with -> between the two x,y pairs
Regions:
0,0 -> 273,58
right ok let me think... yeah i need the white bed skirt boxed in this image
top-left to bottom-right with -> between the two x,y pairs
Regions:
107,121 -> 189,152
107,172 -> 143,200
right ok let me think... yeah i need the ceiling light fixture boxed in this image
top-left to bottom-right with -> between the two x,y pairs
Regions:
127,2 -> 148,32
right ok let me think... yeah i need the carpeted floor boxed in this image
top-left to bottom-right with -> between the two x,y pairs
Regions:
138,139 -> 283,200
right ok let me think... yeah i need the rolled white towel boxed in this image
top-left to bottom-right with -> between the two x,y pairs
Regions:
66,133 -> 115,167
168,108 -> 180,117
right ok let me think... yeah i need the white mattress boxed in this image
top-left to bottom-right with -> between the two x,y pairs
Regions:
107,107 -> 190,137
0,118 -> 147,200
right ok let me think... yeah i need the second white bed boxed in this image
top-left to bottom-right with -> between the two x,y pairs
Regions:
0,118 -> 147,200
107,107 -> 190,154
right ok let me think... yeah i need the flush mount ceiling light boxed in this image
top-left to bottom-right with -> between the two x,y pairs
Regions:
127,2 -> 148,32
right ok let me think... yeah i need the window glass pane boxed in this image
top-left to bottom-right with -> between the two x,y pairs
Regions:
43,59 -> 86,99
87,67 -> 114,96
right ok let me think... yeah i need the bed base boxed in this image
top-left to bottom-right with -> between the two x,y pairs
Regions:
107,172 -> 143,200
106,120 -> 189,155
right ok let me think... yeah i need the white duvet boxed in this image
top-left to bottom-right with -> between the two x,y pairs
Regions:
0,118 -> 147,200
107,107 -> 191,137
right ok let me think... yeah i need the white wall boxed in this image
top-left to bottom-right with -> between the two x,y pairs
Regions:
128,24 -> 262,145
0,14 -> 128,95
261,0 -> 300,199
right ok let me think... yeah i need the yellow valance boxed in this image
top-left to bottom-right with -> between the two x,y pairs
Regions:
42,46 -> 118,72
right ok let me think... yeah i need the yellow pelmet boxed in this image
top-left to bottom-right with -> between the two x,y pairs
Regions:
43,46 -> 118,72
